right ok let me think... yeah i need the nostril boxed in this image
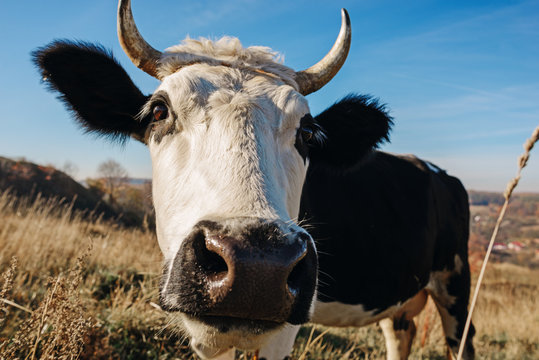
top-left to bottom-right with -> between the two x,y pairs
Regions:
193,232 -> 228,280
287,254 -> 306,297
202,248 -> 228,279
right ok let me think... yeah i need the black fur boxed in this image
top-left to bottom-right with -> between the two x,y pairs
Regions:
299,151 -> 474,353
311,94 -> 393,169
300,152 -> 472,308
301,152 -> 433,309
32,40 -> 149,142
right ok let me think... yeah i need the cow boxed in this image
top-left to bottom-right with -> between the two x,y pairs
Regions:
32,0 -> 475,359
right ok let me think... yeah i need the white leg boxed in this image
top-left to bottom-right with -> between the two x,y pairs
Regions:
380,316 -> 417,360
380,317 -> 401,360
257,325 -> 300,360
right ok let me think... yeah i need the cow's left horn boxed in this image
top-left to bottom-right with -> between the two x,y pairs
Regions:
295,9 -> 351,95
118,0 -> 162,79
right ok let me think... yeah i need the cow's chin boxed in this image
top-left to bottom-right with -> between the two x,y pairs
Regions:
181,313 -> 284,354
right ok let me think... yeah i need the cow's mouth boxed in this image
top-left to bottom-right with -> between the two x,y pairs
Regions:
195,315 -> 282,334
181,313 -> 284,353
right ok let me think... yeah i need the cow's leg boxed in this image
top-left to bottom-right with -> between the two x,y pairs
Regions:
379,290 -> 428,360
257,325 -> 300,360
380,317 -> 415,360
428,255 -> 475,360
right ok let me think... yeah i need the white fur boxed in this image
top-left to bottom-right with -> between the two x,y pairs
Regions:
183,314 -> 280,354
258,325 -> 301,360
425,256 -> 462,308
312,301 -> 380,327
379,318 -> 401,360
151,63 -> 309,260
158,37 -> 298,91
147,38 -> 312,355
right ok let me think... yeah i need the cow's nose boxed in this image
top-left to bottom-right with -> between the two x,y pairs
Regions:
161,219 -> 317,324
202,232 -> 307,314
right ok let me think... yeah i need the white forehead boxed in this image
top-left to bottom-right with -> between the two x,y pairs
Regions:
157,36 -> 299,89
157,65 -> 309,125
153,37 -> 311,129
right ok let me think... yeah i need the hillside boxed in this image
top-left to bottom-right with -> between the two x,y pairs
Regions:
468,190 -> 539,269
0,156 -> 118,221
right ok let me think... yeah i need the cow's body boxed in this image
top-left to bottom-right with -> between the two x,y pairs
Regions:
33,1 -> 475,359
304,150 -> 474,359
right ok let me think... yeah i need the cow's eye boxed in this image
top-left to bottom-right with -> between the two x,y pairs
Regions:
301,126 -> 314,143
152,104 -> 168,121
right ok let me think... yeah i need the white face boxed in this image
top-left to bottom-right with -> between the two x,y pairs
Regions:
148,63 -> 310,266
146,64 -> 313,351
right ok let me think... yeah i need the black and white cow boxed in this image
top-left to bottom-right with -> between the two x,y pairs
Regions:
33,1 -> 475,359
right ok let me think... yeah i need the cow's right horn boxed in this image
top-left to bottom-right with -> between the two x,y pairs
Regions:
118,0 -> 162,79
295,9 -> 351,96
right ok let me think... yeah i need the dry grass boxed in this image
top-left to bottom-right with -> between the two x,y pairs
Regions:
0,191 -> 191,359
0,189 -> 537,359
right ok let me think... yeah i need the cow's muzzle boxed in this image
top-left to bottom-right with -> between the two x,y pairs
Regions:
160,218 -> 317,325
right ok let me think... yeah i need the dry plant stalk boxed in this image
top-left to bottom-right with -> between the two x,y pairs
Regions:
0,257 -> 18,329
0,250 -> 94,360
297,327 -> 331,360
456,124 -> 539,360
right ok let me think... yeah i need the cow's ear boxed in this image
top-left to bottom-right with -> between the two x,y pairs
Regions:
309,94 -> 392,169
32,40 -> 150,143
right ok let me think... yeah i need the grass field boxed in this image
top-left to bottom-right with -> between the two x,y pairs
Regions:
0,190 -> 537,359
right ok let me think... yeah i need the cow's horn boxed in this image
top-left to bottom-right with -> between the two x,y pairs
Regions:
118,0 -> 162,79
295,9 -> 351,95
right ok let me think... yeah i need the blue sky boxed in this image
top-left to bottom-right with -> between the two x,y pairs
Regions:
1,0 -> 538,191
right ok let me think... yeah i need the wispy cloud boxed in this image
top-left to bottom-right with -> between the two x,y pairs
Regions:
393,83 -> 539,124
388,73 -> 510,99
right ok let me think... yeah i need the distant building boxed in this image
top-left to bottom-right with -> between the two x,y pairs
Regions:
493,243 -> 507,251
508,241 -> 525,251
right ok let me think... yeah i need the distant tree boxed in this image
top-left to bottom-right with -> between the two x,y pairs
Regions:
61,160 -> 79,179
97,159 -> 128,207
85,178 -> 106,199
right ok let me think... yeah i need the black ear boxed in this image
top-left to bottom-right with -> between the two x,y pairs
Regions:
32,40 -> 149,143
310,94 -> 393,169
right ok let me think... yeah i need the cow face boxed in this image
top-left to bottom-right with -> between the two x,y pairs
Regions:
33,0 -> 350,355
147,59 -> 321,348
146,60 -> 311,258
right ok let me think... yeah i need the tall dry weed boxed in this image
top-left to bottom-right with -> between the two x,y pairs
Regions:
457,124 -> 539,360
0,251 -> 94,360
0,257 -> 17,330
0,189 -> 171,359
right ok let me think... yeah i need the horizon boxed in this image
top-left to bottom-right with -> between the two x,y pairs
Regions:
4,154 -> 538,196
1,0 -> 538,192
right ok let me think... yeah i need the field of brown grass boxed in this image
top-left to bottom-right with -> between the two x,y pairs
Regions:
0,190 -> 537,359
